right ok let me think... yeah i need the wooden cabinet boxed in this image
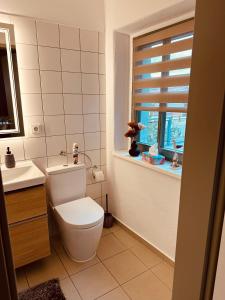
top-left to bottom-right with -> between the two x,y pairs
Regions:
5,185 -> 50,268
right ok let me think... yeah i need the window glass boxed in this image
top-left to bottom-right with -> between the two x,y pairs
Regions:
138,111 -> 159,146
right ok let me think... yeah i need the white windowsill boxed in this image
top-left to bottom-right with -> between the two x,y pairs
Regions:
113,150 -> 182,180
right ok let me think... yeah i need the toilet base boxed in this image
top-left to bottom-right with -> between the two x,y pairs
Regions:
63,244 -> 97,263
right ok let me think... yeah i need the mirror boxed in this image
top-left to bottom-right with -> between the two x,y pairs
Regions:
0,22 -> 24,138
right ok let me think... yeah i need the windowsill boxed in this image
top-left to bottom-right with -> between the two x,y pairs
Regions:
113,150 -> 182,180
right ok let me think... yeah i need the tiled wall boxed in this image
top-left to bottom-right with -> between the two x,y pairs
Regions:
0,15 -> 107,206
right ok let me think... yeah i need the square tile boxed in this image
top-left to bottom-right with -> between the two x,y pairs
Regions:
63,94 -> 82,114
99,54 -> 105,74
81,52 -> 98,73
53,239 -> 99,276
24,115 -> 45,137
16,268 -> 29,293
13,17 -> 37,45
83,95 -> 99,114
99,32 -> 105,53
97,233 -> 126,261
122,270 -> 172,300
71,263 -> 118,300
42,94 -> 64,115
38,46 -> 61,71
61,49 -> 80,72
86,183 -> 102,200
25,251 -> 67,287
66,134 -> 84,153
104,250 -> 147,284
36,21 -> 59,47
99,74 -> 106,94
151,262 -> 174,289
130,244 -> 162,269
82,74 -> 99,94
80,30 -> 98,52
16,44 -> 39,69
98,287 -> 129,300
84,132 -> 100,150
101,132 -> 106,148
85,150 -> 100,166
65,115 -> 83,134
100,114 -> 106,131
101,149 -> 106,165
84,114 -> 100,132
46,135 -> 66,156
47,155 -> 67,167
24,137 -> 46,159
62,72 -> 81,93
40,71 -> 62,93
100,95 -> 106,113
60,278 -> 81,300
44,115 -> 65,136
59,25 -> 80,50
0,139 -> 24,163
113,229 -> 140,248
21,94 -> 43,116
19,69 -> 41,93
32,157 -> 48,172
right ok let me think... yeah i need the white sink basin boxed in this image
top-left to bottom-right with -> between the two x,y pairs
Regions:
1,160 -> 46,192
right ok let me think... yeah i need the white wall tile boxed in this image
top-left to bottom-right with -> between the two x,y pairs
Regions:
42,94 -> 64,115
59,25 -> 80,50
46,135 -> 66,156
99,32 -> 105,54
13,17 -> 37,45
16,44 -> 39,69
24,137 -> 46,159
84,132 -> 100,150
84,114 -> 100,132
85,149 -> 100,166
83,95 -> 99,114
100,95 -> 106,113
100,114 -> 106,131
99,53 -> 105,74
38,46 -> 61,71
32,157 -> 47,172
47,155 -> 67,167
40,71 -> 62,93
19,69 -> 41,93
0,139 -> 24,163
62,72 -> 81,93
36,21 -> 59,47
101,132 -> 106,148
65,115 -> 83,134
24,116 -> 45,137
86,182 -> 102,199
61,49 -> 80,72
21,94 -> 43,116
66,134 -> 84,153
82,74 -> 99,94
63,94 -> 82,114
81,52 -> 98,73
101,149 -> 106,165
80,30 -> 98,52
99,74 -> 106,94
44,115 -> 65,136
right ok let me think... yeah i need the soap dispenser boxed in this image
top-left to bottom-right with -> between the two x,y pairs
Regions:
5,147 -> 16,168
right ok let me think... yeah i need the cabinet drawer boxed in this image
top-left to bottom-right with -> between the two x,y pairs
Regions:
5,185 -> 47,224
9,215 -> 50,268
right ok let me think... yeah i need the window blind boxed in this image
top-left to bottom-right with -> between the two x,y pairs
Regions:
133,19 -> 194,113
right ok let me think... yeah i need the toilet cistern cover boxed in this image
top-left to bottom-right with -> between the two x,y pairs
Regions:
55,197 -> 104,229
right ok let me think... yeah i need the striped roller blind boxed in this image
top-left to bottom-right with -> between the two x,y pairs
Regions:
133,19 -> 194,113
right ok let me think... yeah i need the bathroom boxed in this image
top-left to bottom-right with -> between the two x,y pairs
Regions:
0,1 -> 225,300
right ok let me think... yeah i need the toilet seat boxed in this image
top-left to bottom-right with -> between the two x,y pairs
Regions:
55,197 -> 104,229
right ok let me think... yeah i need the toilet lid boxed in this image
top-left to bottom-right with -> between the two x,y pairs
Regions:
55,197 -> 104,229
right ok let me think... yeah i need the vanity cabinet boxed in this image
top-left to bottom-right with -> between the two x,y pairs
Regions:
5,185 -> 50,268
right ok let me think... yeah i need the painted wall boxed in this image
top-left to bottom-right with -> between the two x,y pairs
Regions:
105,0 -> 195,260
0,0 -> 105,31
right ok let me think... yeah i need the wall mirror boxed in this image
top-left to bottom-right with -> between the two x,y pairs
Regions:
0,22 -> 24,138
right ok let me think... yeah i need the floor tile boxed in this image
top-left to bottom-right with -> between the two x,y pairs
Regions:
113,229 -> 140,248
151,262 -> 174,289
109,223 -> 121,233
25,251 -> 68,287
97,233 -> 126,260
71,263 -> 118,300
97,287 -> 130,300
102,227 -> 111,236
53,239 -> 100,276
130,243 -> 162,268
104,250 -> 147,284
60,278 -> 81,300
123,270 -> 172,300
16,268 -> 29,293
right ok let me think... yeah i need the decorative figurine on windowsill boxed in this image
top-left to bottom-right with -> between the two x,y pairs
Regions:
171,140 -> 180,169
124,121 -> 145,157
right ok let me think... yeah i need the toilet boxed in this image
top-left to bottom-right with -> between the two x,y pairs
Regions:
45,163 -> 104,262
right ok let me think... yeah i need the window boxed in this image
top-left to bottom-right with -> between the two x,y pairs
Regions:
132,19 -> 194,160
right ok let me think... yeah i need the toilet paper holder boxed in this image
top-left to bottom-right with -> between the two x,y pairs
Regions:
92,165 -> 105,182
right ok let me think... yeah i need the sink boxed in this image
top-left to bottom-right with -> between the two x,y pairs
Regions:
1,160 -> 46,192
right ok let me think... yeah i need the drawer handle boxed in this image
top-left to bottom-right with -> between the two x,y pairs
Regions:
9,214 -> 47,228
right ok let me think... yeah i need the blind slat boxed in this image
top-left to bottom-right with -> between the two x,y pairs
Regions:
134,37 -> 193,62
134,75 -> 190,89
134,106 -> 187,113
134,57 -> 191,76
134,92 -> 189,103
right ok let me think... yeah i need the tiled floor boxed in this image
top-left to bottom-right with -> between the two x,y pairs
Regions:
16,224 -> 174,300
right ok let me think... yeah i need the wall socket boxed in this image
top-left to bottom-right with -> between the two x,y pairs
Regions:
31,124 -> 42,135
